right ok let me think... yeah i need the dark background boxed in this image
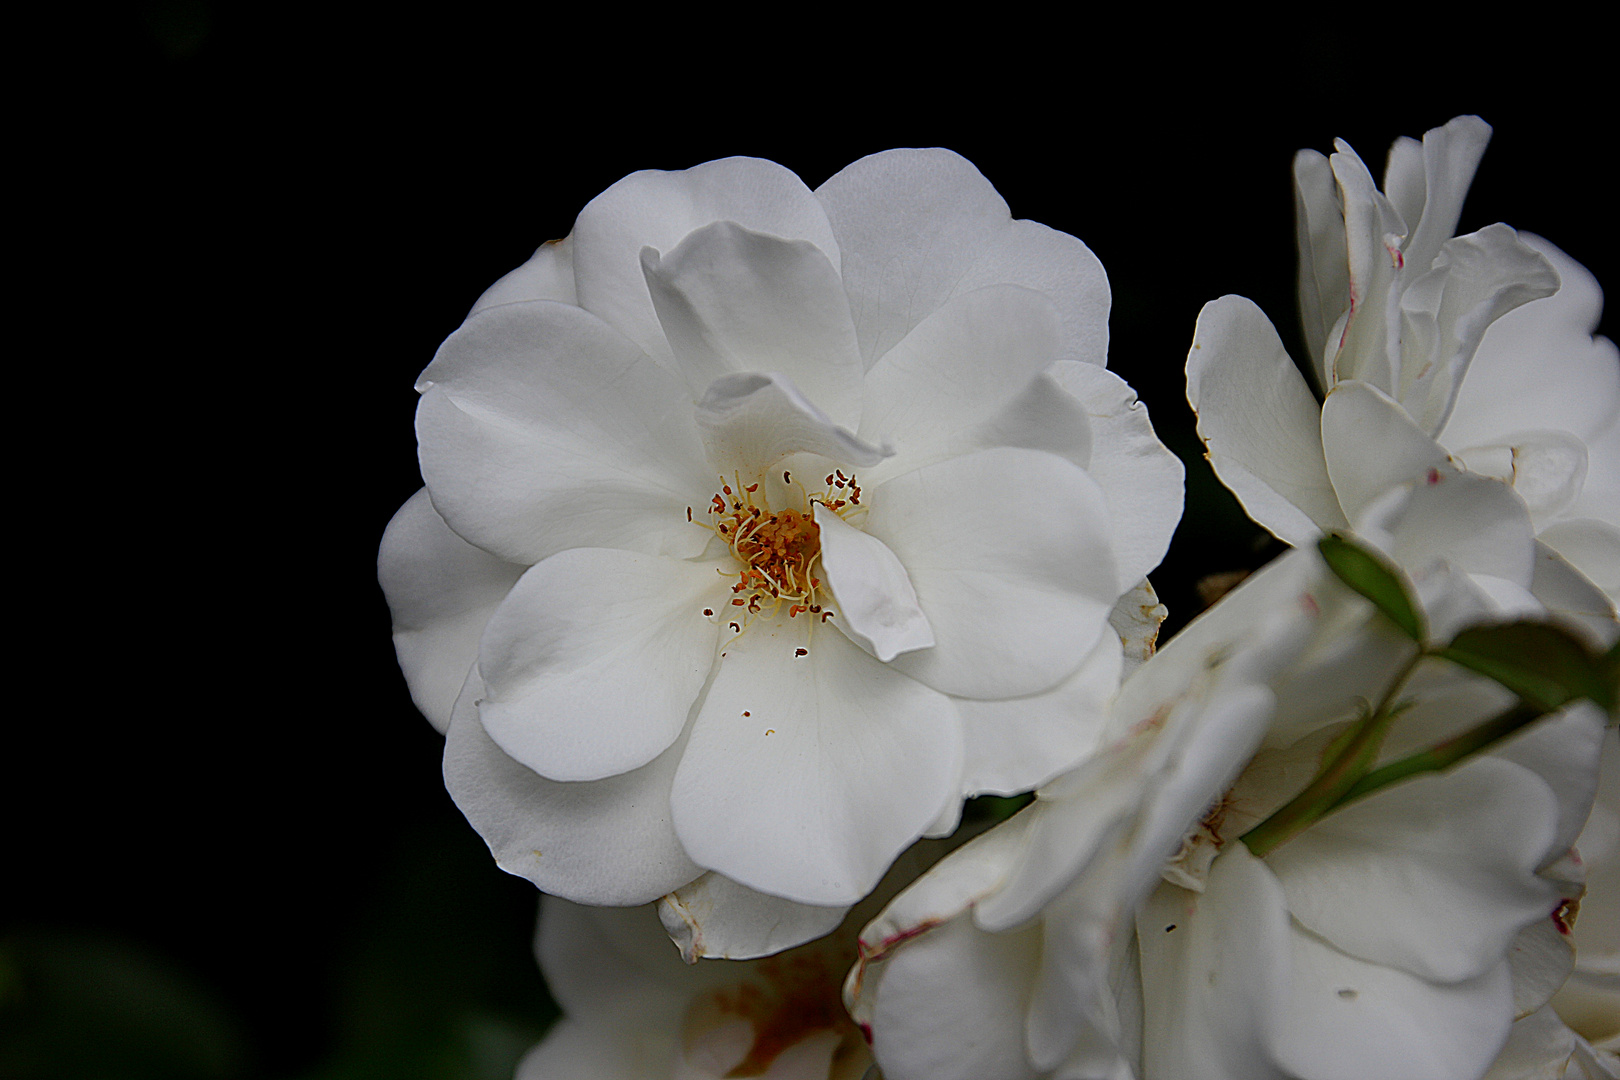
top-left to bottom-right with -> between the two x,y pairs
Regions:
7,6 -> 1613,1077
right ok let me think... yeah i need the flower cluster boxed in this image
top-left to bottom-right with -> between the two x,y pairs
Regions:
382,121 -> 1618,1080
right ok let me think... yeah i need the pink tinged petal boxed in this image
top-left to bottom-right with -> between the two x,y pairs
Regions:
1400,116 -> 1494,280
857,284 -> 1063,481
853,812 -> 1033,972
1269,916 -> 1515,1080
1373,470 -> 1540,591
1049,361 -> 1185,591
570,157 -> 840,367
862,914 -> 1042,1080
1294,148 -> 1349,387
657,871 -> 848,962
1136,860 -> 1292,1080
1395,224 -> 1560,436
671,619 -> 962,906
415,301 -> 712,565
815,506 -> 933,662
693,372 -> 889,484
470,236 -> 576,315
1187,296 -> 1347,545
954,630 -> 1120,797
1381,135 -> 1427,250
1319,379 -> 1451,527
1328,140 -> 1408,393
815,147 -> 1108,371
1442,234 -> 1620,454
378,487 -> 525,732
639,221 -> 865,427
872,447 -> 1119,700
478,548 -> 725,782
443,669 -> 703,906
1265,756 -> 1564,984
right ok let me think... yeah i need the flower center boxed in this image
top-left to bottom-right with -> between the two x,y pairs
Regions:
690,470 -> 863,633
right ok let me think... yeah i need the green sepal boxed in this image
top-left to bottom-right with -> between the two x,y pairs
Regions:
1438,621 -> 1617,714
1317,533 -> 1425,642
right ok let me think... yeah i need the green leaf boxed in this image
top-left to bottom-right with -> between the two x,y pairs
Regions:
1438,621 -> 1617,713
1316,533 -> 1425,642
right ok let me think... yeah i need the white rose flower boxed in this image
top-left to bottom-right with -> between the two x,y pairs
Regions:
1186,115 -> 1620,602
849,482 -> 1611,1080
378,150 -> 1184,918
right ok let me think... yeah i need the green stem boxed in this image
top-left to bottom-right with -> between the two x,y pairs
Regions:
1240,650 -> 1423,858
1327,701 -> 1542,810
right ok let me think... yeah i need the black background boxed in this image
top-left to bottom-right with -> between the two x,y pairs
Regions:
8,6 -> 1614,1077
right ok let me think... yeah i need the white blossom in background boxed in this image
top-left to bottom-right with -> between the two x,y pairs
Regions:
1186,115 -> 1620,603
378,150 -> 1183,937
848,477 -> 1612,1080
517,895 -> 873,1080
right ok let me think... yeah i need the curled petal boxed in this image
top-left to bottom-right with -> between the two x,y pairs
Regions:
693,371 -> 888,486
641,221 -> 864,425
571,157 -> 840,367
815,505 -> 933,662
658,871 -> 848,962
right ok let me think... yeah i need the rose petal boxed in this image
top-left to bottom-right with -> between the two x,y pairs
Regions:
1265,756 -> 1563,983
873,447 -> 1119,700
857,284 -> 1063,481
470,236 -> 576,315
378,487 -> 524,732
1136,859 -> 1291,1080
671,617 -> 961,906
862,914 -> 1042,1080
1398,115 -> 1493,280
571,157 -> 840,367
478,548 -> 726,782
1269,910 -> 1515,1080
416,300 -> 712,564
693,371 -> 888,489
1294,147 -> 1348,384
1320,379 -> 1451,526
640,221 -> 865,426
815,506 -> 933,662
1187,296 -> 1347,544
815,147 -> 1107,371
1049,362 -> 1185,591
1394,224 -> 1559,435
443,668 -> 703,905
657,871 -> 848,962
952,629 -> 1120,797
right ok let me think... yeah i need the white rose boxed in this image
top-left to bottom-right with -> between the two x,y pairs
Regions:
1186,115 -> 1620,603
378,150 -> 1183,923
